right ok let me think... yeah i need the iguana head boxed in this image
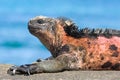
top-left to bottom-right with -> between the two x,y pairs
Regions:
28,16 -> 72,57
28,16 -> 56,52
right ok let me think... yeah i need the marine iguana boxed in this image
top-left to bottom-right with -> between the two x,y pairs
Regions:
8,16 -> 120,75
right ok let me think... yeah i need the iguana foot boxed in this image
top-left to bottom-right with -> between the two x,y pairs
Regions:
7,64 -> 39,76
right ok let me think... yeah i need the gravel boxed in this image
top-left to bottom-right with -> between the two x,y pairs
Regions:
0,64 -> 120,80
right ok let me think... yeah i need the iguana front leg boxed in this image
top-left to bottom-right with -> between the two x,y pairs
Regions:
8,52 -> 81,75
7,60 -> 66,75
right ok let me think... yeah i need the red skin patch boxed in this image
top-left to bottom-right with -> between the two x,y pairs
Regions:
61,33 -> 120,69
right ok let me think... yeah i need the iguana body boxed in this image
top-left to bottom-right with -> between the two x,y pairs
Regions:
8,16 -> 120,75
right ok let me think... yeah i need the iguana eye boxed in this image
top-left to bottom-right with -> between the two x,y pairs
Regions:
37,19 -> 45,24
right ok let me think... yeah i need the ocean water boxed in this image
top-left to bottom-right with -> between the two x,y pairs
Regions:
0,0 -> 120,65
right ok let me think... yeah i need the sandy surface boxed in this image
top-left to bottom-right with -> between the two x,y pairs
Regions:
0,64 -> 120,80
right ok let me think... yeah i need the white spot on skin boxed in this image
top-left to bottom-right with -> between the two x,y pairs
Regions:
65,20 -> 73,26
13,69 -> 16,75
30,16 -> 48,21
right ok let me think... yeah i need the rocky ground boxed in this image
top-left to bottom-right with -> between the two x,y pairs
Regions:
0,64 -> 120,80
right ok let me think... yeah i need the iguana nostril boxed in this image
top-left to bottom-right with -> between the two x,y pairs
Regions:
37,19 -> 45,24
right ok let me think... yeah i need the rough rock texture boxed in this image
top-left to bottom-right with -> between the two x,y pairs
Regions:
1,64 -> 120,80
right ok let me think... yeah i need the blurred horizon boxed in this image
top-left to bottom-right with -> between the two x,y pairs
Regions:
0,0 -> 120,65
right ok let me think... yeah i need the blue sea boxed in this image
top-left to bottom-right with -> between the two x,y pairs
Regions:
0,0 -> 120,65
